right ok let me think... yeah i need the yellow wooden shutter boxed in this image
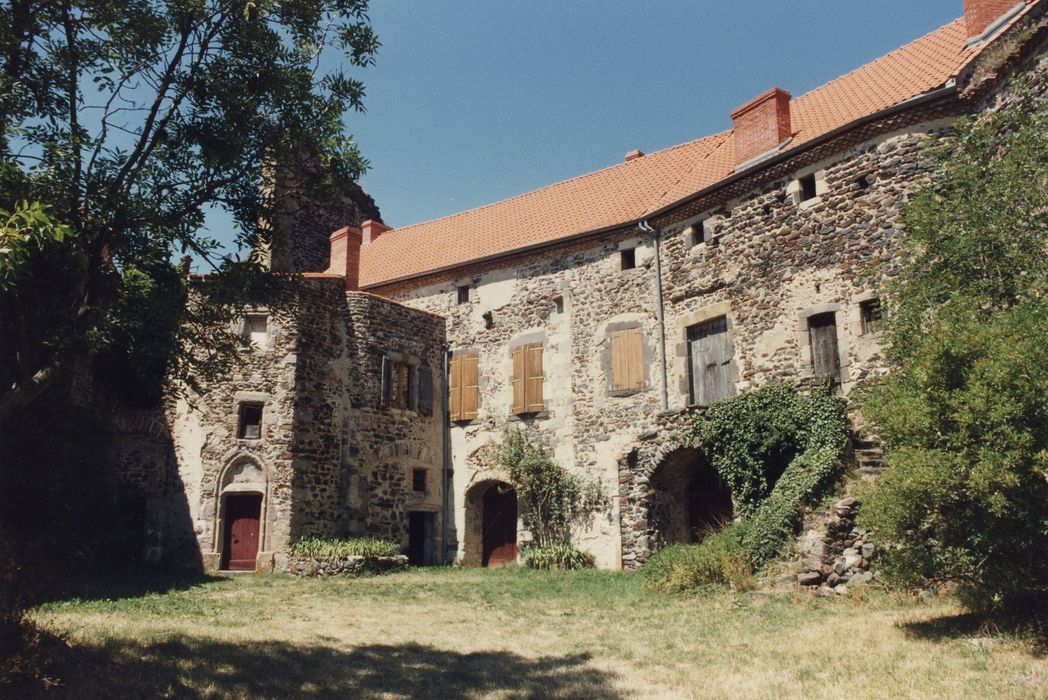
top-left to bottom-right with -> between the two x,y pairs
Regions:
511,346 -> 525,414
627,328 -> 645,389
610,330 -> 627,390
526,344 -> 544,413
449,354 -> 463,421
463,353 -> 479,420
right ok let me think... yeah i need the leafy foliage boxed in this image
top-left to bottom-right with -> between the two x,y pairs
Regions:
686,382 -> 849,572
496,428 -> 603,547
858,84 -> 1048,608
0,201 -> 70,292
520,542 -> 595,571
288,537 -> 400,559
641,526 -> 753,593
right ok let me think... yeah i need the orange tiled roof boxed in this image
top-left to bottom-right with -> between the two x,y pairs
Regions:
359,13 -> 1015,288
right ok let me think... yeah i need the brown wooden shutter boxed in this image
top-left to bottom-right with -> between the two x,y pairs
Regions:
809,313 -> 841,382
525,343 -> 544,413
449,354 -> 463,421
418,365 -> 433,416
381,356 -> 393,407
626,327 -> 645,389
610,330 -> 627,391
511,346 -> 525,414
462,353 -> 479,420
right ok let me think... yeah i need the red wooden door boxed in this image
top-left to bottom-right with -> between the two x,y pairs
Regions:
222,493 -> 261,571
482,485 -> 518,567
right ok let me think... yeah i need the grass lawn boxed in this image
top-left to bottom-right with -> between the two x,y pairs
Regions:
25,567 -> 1047,699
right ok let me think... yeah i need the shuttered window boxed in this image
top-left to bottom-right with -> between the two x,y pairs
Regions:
381,357 -> 414,410
511,343 -> 544,415
449,352 -> 479,422
610,327 -> 646,392
417,366 -> 434,416
687,317 -> 736,406
808,313 -> 841,383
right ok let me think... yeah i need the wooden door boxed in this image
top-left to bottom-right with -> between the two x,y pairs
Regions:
482,485 -> 518,567
688,317 -> 735,406
408,511 -> 435,566
808,313 -> 841,383
222,493 -> 261,571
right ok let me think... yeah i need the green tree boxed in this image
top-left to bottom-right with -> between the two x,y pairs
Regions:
0,0 -> 379,419
858,81 -> 1048,609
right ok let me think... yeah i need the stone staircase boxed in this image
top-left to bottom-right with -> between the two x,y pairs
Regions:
852,435 -> 887,479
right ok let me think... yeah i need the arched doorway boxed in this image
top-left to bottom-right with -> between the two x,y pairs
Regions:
648,448 -> 732,552
221,492 -> 262,571
463,480 -> 518,567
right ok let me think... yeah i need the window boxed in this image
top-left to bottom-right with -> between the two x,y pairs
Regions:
412,468 -> 428,493
620,248 -> 636,270
457,285 -> 470,305
511,342 -> 544,415
687,317 -> 735,406
808,312 -> 841,382
242,314 -> 268,348
238,403 -> 263,440
610,327 -> 647,392
381,358 -> 414,410
860,299 -> 882,335
799,174 -> 818,202
449,352 -> 479,422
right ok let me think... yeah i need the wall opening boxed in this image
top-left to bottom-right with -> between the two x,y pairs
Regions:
407,511 -> 437,566
648,448 -> 732,552
463,480 -> 518,567
220,492 -> 262,571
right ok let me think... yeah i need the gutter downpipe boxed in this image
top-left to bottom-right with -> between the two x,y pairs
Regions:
639,220 -> 669,412
441,344 -> 452,564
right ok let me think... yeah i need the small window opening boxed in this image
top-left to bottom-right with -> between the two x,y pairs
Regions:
483,311 -> 494,329
762,204 -> 772,216
553,296 -> 564,314
856,174 -> 871,190
799,174 -> 818,202
238,403 -> 263,440
242,314 -> 268,348
412,468 -> 427,493
815,283 -> 822,294
457,285 -> 470,305
621,248 -> 636,270
860,299 -> 883,335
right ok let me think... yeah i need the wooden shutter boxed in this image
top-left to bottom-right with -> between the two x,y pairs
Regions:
511,346 -> 525,414
688,317 -> 735,406
462,353 -> 479,420
380,356 -> 393,407
449,354 -> 463,421
418,365 -> 433,416
610,330 -> 628,391
525,343 -> 544,413
809,313 -> 841,382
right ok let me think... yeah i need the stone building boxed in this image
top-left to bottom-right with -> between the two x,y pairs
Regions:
124,0 -> 1048,571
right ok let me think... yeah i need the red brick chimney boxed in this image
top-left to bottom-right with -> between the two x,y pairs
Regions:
965,1 -> 1023,41
730,87 -> 793,168
624,149 -> 645,162
324,225 -> 362,290
361,219 -> 391,246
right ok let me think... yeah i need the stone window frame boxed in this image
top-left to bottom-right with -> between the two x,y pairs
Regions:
796,303 -> 852,384
673,302 -> 739,407
603,320 -> 652,398
788,167 -> 828,209
381,350 -> 423,414
236,308 -> 272,351
449,345 -> 485,427
507,331 -> 550,420
853,290 -> 884,338
233,391 -> 270,443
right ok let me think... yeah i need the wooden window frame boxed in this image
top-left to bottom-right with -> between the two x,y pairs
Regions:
449,351 -> 480,423
382,356 -> 417,411
859,299 -> 882,336
511,342 -> 544,416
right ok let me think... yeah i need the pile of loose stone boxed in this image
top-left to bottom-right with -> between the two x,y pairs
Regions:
287,554 -> 408,577
796,496 -> 879,595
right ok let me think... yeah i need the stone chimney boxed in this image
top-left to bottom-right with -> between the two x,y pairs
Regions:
362,219 -> 392,246
965,1 -> 1024,42
730,87 -> 792,169
325,225 -> 362,290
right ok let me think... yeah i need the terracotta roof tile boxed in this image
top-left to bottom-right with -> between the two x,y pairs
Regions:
359,10 -> 1025,288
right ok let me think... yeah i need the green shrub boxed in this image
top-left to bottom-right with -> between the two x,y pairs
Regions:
520,542 -> 595,571
288,537 -> 400,559
642,526 -> 753,593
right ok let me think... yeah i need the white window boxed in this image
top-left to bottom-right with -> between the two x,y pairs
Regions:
243,314 -> 268,349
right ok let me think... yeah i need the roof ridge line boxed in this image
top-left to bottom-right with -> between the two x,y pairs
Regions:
646,132 -> 734,217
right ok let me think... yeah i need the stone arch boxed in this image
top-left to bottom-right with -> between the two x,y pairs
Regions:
647,447 -> 733,552
462,478 -> 518,567
211,453 -> 273,565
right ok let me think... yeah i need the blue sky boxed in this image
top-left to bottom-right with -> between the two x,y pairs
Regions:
348,1 -> 964,230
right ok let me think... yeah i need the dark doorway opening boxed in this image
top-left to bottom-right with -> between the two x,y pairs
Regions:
649,448 -> 733,551
407,511 -> 436,566
221,493 -> 261,571
482,485 -> 518,567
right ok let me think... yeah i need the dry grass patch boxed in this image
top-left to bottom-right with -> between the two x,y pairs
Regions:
21,568 -> 1048,698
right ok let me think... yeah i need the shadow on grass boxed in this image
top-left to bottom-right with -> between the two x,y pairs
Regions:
899,602 -> 1048,656
35,566 -> 226,605
21,637 -> 623,699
